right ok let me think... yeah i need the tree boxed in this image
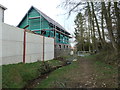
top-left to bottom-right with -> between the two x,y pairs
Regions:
91,2 -> 104,48
74,13 -> 85,51
114,2 -> 120,50
102,2 -> 118,53
86,2 -> 98,51
101,2 -> 106,44
61,0 -> 119,54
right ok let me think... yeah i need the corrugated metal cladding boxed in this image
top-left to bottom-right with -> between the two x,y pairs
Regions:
18,6 -> 70,44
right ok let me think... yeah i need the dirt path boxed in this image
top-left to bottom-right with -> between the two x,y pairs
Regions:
75,58 -> 98,88
62,57 -> 118,88
62,58 -> 98,88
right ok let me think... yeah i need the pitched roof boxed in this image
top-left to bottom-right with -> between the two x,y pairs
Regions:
18,6 -> 70,35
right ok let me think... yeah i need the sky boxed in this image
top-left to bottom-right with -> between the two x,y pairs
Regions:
0,0 -> 77,35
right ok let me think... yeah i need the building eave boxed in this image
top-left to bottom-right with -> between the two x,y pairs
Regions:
0,4 -> 7,10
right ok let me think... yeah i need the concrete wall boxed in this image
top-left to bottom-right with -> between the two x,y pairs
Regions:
0,5 -> 7,89
1,23 -> 54,65
0,13 -> 2,66
2,23 -> 24,64
44,37 -> 54,60
0,5 -> 5,65
25,32 -> 43,63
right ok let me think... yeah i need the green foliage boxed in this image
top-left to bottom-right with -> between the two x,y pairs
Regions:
74,12 -> 94,51
38,62 -> 53,75
74,13 -> 85,43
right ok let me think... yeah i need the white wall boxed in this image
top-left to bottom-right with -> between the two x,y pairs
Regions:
0,5 -> 7,89
0,7 -> 3,65
1,23 -> 54,65
25,32 -> 43,63
44,37 -> 54,61
2,23 -> 24,64
0,15 -> 2,66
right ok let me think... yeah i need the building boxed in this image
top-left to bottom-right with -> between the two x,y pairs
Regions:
17,6 -> 71,57
1,5 -> 54,65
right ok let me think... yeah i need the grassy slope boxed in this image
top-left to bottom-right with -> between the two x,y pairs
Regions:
35,55 -> 118,88
2,60 -> 62,88
35,61 -> 78,88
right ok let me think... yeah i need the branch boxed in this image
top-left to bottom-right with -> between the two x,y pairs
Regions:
68,2 -> 81,16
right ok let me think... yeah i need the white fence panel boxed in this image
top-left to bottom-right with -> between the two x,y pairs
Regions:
44,37 -> 54,61
2,23 -> 24,64
25,32 -> 43,63
1,23 -> 55,65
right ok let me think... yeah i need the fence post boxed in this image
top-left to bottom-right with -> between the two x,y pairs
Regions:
23,29 -> 26,63
23,25 -> 29,63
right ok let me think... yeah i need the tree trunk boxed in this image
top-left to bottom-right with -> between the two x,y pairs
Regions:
92,17 -> 98,51
114,2 -> 120,51
91,2 -> 104,48
101,3 -> 106,43
87,2 -> 96,51
102,2 -> 118,52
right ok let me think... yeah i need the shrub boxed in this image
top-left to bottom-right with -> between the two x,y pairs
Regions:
38,62 -> 53,75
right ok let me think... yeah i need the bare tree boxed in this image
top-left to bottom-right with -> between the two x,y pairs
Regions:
102,2 -> 118,53
61,0 -> 119,54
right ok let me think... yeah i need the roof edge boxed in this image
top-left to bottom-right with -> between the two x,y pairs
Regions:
32,6 -> 71,35
0,4 -> 7,10
17,6 -> 33,27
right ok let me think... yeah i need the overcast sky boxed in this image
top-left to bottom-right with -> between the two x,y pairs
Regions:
0,0 -> 76,34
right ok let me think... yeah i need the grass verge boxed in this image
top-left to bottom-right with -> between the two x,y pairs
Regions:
35,61 -> 79,88
2,60 -> 62,88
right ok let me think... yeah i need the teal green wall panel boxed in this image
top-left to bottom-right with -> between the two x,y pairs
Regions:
29,18 -> 40,30
18,7 -> 69,44
19,16 -> 28,29
29,9 -> 40,17
50,31 -> 54,37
